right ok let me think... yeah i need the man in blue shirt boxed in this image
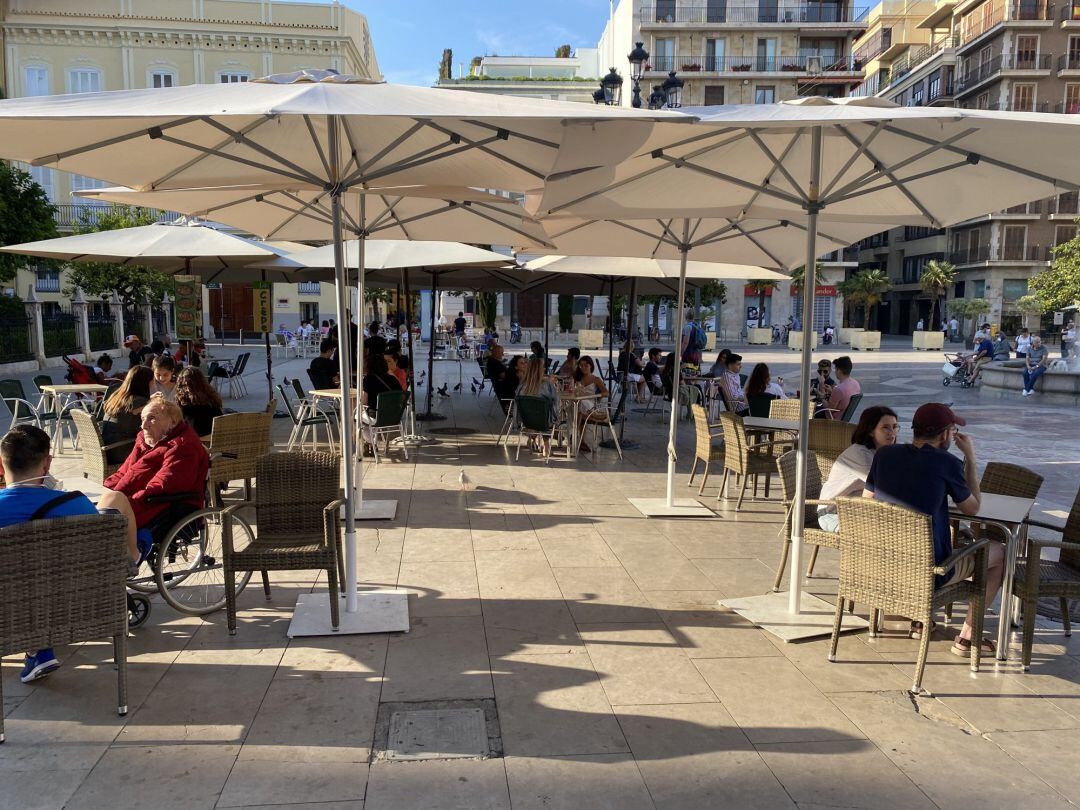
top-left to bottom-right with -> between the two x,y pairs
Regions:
968,332 -> 995,384
0,425 -> 100,683
864,403 -> 1004,657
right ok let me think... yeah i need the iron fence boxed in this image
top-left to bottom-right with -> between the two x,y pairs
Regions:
89,314 -> 116,352
0,316 -> 33,364
42,308 -> 79,357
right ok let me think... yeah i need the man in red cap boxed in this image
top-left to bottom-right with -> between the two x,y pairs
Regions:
864,403 -> 1004,656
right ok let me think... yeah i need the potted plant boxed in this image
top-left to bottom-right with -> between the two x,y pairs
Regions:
681,63 -> 702,71
732,63 -> 752,72
848,268 -> 891,350
781,62 -> 803,71
913,258 -> 954,349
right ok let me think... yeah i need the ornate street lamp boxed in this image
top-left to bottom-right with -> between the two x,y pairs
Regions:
599,67 -> 623,106
647,84 -> 667,110
627,41 -> 650,108
662,70 -> 684,108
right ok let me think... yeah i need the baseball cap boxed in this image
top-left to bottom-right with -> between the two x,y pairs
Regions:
123,334 -> 141,347
912,403 -> 966,434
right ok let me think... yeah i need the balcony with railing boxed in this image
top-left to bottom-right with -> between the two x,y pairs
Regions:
949,243 -> 1051,263
34,273 -> 61,293
853,27 -> 893,62
297,282 -> 321,296
1053,191 -> 1080,215
977,99 -> 1050,111
668,53 -> 862,72
1055,100 -> 1080,112
884,36 -> 957,89
1060,1 -> 1080,20
901,225 -> 947,241
1058,52 -> 1080,72
641,2 -> 871,24
958,0 -> 1054,47
927,79 -> 955,103
957,52 -> 1053,92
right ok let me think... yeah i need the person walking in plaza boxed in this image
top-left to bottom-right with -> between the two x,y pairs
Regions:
948,316 -> 959,341
454,311 -> 467,337
864,403 -> 1002,655
680,311 -> 708,366
1021,335 -> 1050,396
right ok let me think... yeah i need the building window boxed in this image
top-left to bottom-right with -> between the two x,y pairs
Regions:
1012,83 -> 1036,111
1065,83 -> 1080,113
69,68 -> 102,94
653,38 -> 675,72
1002,224 -> 1028,259
1014,35 -> 1039,69
69,174 -> 108,206
756,38 -> 777,71
150,70 -> 177,89
704,85 -> 725,105
975,92 -> 990,109
34,265 -> 61,293
754,85 -> 775,104
911,84 -> 924,106
24,66 -> 49,97
218,71 -> 252,84
928,71 -> 941,100
1055,224 -> 1077,245
973,280 -> 986,298
1002,279 -> 1029,301
705,38 -> 725,71
28,166 -> 54,201
902,253 -> 944,283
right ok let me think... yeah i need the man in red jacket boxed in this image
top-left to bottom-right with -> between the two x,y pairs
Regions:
99,394 -> 209,569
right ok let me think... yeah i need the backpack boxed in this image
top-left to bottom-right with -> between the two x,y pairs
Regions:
690,324 -> 707,351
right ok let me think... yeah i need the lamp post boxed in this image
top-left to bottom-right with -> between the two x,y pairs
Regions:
647,84 -> 667,110
593,67 -> 624,106
662,70 -> 685,108
627,41 -> 649,108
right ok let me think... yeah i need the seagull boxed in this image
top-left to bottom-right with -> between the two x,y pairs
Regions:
458,470 -> 470,491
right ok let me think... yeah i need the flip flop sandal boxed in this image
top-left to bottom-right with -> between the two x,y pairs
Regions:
909,620 -> 937,640
951,636 -> 997,657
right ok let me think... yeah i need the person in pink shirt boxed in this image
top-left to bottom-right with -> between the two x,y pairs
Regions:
816,356 -> 860,420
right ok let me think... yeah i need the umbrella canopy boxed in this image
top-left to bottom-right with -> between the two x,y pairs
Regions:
78,184 -> 554,249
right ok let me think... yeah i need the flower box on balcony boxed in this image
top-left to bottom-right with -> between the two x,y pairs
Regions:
781,63 -> 803,71
732,64 -> 752,72
682,63 -> 702,71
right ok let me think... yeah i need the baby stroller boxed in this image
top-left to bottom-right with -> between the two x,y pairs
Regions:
942,352 -> 975,387
62,355 -> 98,385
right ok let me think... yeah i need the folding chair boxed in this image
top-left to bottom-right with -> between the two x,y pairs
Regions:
367,390 -> 408,463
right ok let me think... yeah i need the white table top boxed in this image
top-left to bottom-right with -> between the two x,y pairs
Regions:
310,389 -> 356,399
742,417 -> 800,432
40,384 -> 109,394
950,492 -> 1035,526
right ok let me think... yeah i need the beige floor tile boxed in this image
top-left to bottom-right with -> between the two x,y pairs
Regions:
277,633 -> 388,679
769,635 -> 913,693
643,589 -> 727,610
694,657 -> 865,744
578,623 -> 717,706
474,550 -> 561,599
756,739 -> 936,809
691,557 -> 779,597
666,529 -> 784,561
66,744 -> 239,810
491,653 -> 629,757
381,616 -> 493,702
831,690 -> 1074,808
224,803 -> 362,810
401,527 -> 474,563
552,567 -> 660,624
3,768 -> 90,810
397,560 -> 481,618
470,528 -> 541,552
538,533 -> 621,567
365,758 -> 510,810
989,728 -> 1080,803
504,754 -> 653,809
482,598 -> 584,657
658,606 -> 784,659
218,758 -> 368,807
606,537 -> 717,591
614,703 -> 794,810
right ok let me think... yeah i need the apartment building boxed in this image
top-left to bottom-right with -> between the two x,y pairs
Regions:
848,0 -> 1075,335
1,0 -> 379,336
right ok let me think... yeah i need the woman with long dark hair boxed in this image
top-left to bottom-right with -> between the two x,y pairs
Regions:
175,366 -> 224,437
100,365 -> 153,463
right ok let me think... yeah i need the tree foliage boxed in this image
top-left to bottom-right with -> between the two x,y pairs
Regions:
746,281 -> 777,327
65,206 -> 174,305
476,291 -> 498,330
0,162 -> 59,283
1032,237 -> 1080,311
439,48 -> 453,80
850,268 -> 892,329
919,259 -> 956,331
557,294 -> 574,332
555,44 -> 572,58
949,297 -> 992,341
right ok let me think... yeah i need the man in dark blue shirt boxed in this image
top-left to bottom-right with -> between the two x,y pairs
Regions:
969,333 -> 994,384
865,403 -> 1003,657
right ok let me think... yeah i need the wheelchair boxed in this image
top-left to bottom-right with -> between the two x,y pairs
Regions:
125,457 -> 255,628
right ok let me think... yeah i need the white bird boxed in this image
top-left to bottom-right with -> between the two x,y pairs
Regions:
458,470 -> 470,491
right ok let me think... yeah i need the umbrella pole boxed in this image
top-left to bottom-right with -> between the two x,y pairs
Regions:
261,269 -> 273,408
618,278 -> 638,445
543,293 -> 549,357
665,220 -> 691,508
607,277 -> 615,385
424,272 -> 438,418
788,126 -> 823,615
354,212 -> 367,508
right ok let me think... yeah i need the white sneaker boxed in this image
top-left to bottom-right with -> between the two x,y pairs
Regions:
1022,389 -> 1031,396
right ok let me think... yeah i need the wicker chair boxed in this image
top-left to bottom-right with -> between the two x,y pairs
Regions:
206,411 -> 273,506
716,411 -> 785,510
687,403 -> 724,494
1014,486 -> 1080,670
807,419 -> 855,482
771,450 -> 840,591
70,408 -> 133,484
979,462 -> 1044,542
0,513 -> 129,741
769,399 -> 801,421
221,451 -> 344,635
829,497 -> 990,696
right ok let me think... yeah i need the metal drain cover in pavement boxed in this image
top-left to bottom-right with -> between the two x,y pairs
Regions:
386,708 -> 489,761
426,426 -> 477,436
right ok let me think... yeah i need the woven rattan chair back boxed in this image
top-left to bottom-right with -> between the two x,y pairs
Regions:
834,497 -> 936,620
208,411 -> 273,489
718,411 -> 749,475
769,399 -> 801,421
691,404 -> 716,463
980,462 -> 1044,500
254,450 -> 340,540
807,419 -> 855,480
776,449 -> 823,509
1059,487 -> 1080,570
70,408 -> 121,483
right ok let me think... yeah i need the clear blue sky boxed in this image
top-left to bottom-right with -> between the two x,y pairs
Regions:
337,1 -> 613,85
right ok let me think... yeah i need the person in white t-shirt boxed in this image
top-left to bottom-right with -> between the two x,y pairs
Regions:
817,406 -> 900,533
1063,321 -> 1076,359
1014,327 -> 1032,358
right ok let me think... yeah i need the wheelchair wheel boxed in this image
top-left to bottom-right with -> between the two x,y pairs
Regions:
942,378 -> 951,386
155,508 -> 254,615
128,593 -> 152,628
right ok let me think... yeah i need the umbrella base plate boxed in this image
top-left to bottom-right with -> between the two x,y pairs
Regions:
339,499 -> 398,521
629,497 -> 715,518
416,412 -> 448,422
287,589 -> 410,637
720,591 -> 868,643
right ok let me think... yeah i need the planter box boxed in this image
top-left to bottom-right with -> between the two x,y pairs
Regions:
850,331 -> 881,351
912,330 -> 944,351
577,329 -> 604,350
788,330 -> 819,350
837,327 -> 864,344
747,327 -> 772,345
705,331 -> 717,351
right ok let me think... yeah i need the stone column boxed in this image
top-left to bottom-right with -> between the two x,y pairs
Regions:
110,292 -> 125,350
161,291 -> 173,338
71,287 -> 91,358
143,297 -> 154,344
24,284 -> 45,366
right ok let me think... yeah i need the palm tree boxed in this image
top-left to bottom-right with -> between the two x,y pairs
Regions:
851,268 -> 892,329
919,259 -> 956,331
837,277 -> 864,329
746,281 -> 777,327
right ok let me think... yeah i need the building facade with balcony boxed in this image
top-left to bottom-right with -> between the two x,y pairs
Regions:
597,0 -> 871,107
847,0 -> 1077,336
0,0 -> 378,335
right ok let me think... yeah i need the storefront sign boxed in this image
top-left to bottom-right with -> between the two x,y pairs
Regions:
252,281 -> 272,333
173,275 -> 202,341
789,285 -> 838,297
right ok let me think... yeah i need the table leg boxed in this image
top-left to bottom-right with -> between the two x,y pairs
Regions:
569,401 -> 580,459
996,525 -> 1021,661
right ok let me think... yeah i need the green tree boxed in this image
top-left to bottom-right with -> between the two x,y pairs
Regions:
476,291 -> 498,330
746,281 -> 777,327
557,294 -> 574,333
439,48 -> 453,80
0,162 -> 59,283
364,287 -> 394,322
555,44 -> 572,58
850,268 -> 892,329
837,276 -> 864,329
919,259 -> 956,331
949,297 -> 992,343
1014,294 -> 1045,331
64,206 -> 174,305
1032,236 -> 1080,311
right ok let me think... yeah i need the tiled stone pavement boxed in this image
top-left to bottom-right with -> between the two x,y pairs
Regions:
3,341 -> 1079,809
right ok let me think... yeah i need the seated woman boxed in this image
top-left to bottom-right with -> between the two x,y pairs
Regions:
573,355 -> 610,453
496,355 -> 525,409
98,396 -> 210,571
816,405 -> 899,533
744,362 -> 786,416
100,365 -> 153,464
360,354 -> 403,447
385,351 -> 408,390
617,339 -> 647,403
516,357 -> 560,453
175,366 -> 223,438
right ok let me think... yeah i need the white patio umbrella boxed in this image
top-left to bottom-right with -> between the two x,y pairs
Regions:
537,97 -> 1080,642
0,67 -> 684,635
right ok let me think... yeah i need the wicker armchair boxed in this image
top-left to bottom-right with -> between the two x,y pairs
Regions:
771,450 -> 840,591
979,462 -> 1044,542
829,497 -> 990,696
769,399 -> 801,421
687,403 -> 724,494
807,419 -> 855,482
1014,486 -> 1080,670
0,514 -> 129,741
221,451 -> 345,635
716,411 -> 785,510
206,411 -> 273,506
70,408 -> 133,484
